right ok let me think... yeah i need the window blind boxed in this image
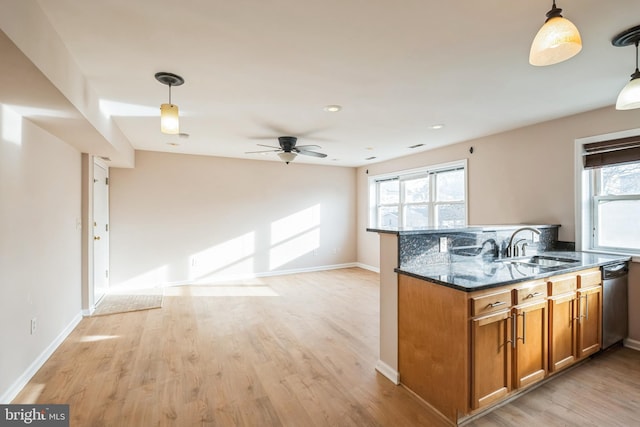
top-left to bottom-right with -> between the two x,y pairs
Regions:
583,135 -> 640,169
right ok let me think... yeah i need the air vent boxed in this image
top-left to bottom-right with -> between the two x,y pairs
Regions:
408,144 -> 425,149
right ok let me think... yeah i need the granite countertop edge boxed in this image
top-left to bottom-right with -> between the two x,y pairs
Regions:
395,251 -> 631,292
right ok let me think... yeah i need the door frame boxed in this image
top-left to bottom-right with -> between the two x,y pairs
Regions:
81,154 -> 111,315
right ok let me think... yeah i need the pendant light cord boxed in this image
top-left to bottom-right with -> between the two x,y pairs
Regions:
635,41 -> 639,73
168,84 -> 172,105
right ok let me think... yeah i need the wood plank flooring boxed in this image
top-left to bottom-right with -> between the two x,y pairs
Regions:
11,268 -> 640,426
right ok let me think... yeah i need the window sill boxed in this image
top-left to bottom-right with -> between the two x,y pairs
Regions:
582,249 -> 640,263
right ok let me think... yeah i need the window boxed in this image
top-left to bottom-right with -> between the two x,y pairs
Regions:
591,162 -> 640,252
581,134 -> 640,254
370,161 -> 467,229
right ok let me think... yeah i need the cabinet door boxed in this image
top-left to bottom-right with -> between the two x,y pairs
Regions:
577,286 -> 602,358
548,292 -> 577,373
513,301 -> 547,388
471,310 -> 512,409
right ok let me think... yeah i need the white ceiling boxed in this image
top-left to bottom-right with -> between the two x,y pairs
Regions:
8,1 -> 640,166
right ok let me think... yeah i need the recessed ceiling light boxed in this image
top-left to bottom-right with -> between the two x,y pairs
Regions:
365,156 -> 377,161
365,147 -> 374,150
178,132 -> 190,139
408,143 -> 425,149
323,105 -> 342,112
429,124 -> 445,130
166,142 -> 180,147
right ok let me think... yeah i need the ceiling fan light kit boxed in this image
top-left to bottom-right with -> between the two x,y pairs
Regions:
529,1 -> 582,66
278,152 -> 297,164
155,72 -> 184,134
612,25 -> 640,110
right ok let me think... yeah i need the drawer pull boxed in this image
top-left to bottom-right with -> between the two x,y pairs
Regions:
518,312 -> 526,344
526,292 -> 543,299
488,301 -> 507,308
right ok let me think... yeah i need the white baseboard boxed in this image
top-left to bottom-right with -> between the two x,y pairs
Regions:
356,263 -> 380,273
1,312 -> 83,404
375,360 -> 400,385
624,338 -> 640,351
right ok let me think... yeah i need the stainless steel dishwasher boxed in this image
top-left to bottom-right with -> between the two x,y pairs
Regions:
602,262 -> 629,348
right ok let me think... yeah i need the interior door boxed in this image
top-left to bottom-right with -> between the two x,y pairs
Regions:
93,161 -> 109,304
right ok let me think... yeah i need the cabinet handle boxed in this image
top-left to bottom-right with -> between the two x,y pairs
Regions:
517,312 -> 526,344
488,301 -> 507,308
526,292 -> 542,299
511,314 -> 516,349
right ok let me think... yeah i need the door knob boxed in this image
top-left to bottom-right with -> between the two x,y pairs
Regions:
94,236 -> 101,240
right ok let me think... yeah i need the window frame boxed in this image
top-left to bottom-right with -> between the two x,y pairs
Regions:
575,129 -> 640,258
369,160 -> 468,229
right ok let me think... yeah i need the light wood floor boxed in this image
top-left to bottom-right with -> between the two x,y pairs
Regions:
12,268 -> 640,426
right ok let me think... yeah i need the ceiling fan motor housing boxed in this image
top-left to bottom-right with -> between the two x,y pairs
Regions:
278,136 -> 297,152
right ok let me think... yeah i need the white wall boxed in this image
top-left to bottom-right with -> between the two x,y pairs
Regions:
109,151 -> 357,288
0,108 -> 82,400
357,105 -> 640,341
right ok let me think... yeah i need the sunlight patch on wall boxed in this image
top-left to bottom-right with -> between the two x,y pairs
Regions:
189,232 -> 255,280
99,99 -> 159,118
271,204 -> 321,245
2,104 -> 22,145
270,228 -> 320,269
114,264 -> 169,289
269,205 -> 321,269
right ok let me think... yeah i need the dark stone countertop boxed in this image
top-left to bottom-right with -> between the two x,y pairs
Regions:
395,251 -> 630,292
366,224 -> 560,235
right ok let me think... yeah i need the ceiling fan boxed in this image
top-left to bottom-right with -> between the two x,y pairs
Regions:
246,136 -> 328,164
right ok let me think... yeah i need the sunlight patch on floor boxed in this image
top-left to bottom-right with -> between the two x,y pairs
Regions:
164,285 -> 279,297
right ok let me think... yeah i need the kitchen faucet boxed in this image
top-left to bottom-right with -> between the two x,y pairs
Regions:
506,227 -> 541,258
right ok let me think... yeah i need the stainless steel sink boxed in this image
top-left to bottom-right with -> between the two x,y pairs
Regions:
499,255 -> 579,268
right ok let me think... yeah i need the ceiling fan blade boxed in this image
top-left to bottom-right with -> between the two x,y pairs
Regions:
295,144 -> 321,150
256,144 -> 281,149
245,149 -> 280,154
297,149 -> 327,158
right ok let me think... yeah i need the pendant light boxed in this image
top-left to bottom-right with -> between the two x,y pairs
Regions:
612,26 -> 640,110
529,1 -> 582,66
155,72 -> 184,134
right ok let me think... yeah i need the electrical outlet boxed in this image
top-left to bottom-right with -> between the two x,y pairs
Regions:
30,318 -> 37,335
439,237 -> 448,253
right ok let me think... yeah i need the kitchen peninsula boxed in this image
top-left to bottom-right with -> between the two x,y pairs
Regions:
367,225 -> 629,425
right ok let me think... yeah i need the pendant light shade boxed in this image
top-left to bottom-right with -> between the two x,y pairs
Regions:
160,103 -> 180,134
529,1 -> 582,66
612,26 -> 640,110
155,72 -> 184,134
616,70 -> 640,110
278,152 -> 297,164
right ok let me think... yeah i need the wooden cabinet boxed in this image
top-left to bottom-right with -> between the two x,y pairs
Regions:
470,283 -> 547,408
471,309 -> 512,409
548,268 -> 602,374
548,291 -> 577,372
398,267 -> 603,425
512,298 -> 547,389
577,270 -> 603,359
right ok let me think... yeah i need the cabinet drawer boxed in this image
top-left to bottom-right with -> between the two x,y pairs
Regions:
471,290 -> 512,317
577,269 -> 601,289
514,281 -> 547,305
548,276 -> 577,296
